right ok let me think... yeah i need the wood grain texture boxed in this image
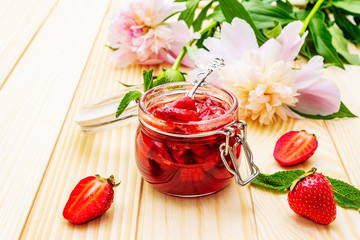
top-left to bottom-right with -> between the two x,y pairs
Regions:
0,0 -> 109,238
0,0 -> 59,87
137,182 -> 257,240
324,65 -> 360,188
21,1 -> 145,238
1,0 -> 360,239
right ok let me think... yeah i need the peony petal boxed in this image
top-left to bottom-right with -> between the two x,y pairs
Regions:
259,38 -> 283,64
168,21 -> 192,43
111,48 -> 137,68
293,77 -> 341,115
283,105 -> 303,119
203,37 -> 225,57
276,21 -> 307,62
294,56 -> 325,89
221,18 -> 258,62
194,48 -> 222,68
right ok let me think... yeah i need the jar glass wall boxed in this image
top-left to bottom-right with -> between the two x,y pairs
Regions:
135,82 -> 240,197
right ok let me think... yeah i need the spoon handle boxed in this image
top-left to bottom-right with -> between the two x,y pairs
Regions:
187,58 -> 225,98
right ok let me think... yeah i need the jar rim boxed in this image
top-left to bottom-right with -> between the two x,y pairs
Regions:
138,82 -> 239,136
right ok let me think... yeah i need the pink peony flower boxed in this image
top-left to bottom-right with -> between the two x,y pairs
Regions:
108,0 -> 194,67
190,18 -> 340,125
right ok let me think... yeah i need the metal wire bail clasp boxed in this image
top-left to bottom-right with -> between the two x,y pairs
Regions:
219,120 -> 259,186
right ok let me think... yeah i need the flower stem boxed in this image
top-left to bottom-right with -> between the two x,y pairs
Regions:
172,21 -> 219,70
300,0 -> 325,35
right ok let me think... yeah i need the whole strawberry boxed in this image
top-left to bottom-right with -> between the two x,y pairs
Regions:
288,168 -> 336,224
63,175 -> 120,224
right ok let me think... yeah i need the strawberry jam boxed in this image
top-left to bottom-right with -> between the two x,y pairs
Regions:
135,82 -> 239,196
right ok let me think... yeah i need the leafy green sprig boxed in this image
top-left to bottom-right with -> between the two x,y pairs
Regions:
115,68 -> 186,118
251,168 -> 360,210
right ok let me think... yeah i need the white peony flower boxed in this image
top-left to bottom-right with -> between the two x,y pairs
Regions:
190,18 -> 340,125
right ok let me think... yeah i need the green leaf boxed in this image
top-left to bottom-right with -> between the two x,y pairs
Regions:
290,102 -> 357,120
308,11 -> 344,68
218,0 -> 267,45
265,20 -> 282,39
206,5 -> 226,22
333,7 -> 360,44
333,0 -> 360,15
327,177 -> 360,210
251,170 -> 305,192
178,0 -> 201,27
143,68 -> 154,92
329,26 -> 360,65
193,1 -> 213,31
118,81 -> 136,87
242,0 -> 296,29
115,90 -> 142,118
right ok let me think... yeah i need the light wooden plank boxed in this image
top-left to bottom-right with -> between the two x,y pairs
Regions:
323,64 -> 360,189
0,0 -> 109,238
16,1 -> 360,239
0,0 -> 59,87
137,181 -> 257,240
21,1 -> 146,238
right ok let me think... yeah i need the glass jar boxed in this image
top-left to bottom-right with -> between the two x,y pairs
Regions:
135,82 -> 259,197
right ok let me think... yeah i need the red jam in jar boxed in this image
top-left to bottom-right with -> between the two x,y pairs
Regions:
135,82 -> 240,197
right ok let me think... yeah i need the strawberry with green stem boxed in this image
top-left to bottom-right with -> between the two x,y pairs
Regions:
287,168 -> 336,224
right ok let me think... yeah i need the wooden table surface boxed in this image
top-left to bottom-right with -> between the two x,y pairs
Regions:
1,0 -> 360,239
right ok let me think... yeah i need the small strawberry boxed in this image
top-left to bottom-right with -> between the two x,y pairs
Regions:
63,175 -> 120,224
288,168 -> 336,224
170,96 -> 197,111
274,130 -> 318,166
153,107 -> 199,122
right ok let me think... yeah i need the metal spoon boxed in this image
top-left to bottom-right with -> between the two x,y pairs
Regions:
186,58 -> 225,99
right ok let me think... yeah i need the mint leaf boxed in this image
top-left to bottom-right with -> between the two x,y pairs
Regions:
218,0 -> 267,45
327,177 -> 360,210
290,102 -> 357,120
115,90 -> 142,118
143,68 -> 154,92
118,81 -> 136,87
105,44 -> 117,51
251,170 -> 305,192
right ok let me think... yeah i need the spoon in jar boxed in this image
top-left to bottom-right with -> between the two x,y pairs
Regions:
186,58 -> 225,99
